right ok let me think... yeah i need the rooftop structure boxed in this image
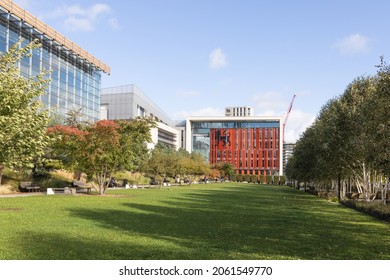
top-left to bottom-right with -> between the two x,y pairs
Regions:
101,84 -> 179,149
101,84 -> 172,125
225,106 -> 254,117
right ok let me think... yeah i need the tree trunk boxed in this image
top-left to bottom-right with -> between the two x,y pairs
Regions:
348,177 -> 351,194
338,174 -> 341,202
0,164 -> 4,186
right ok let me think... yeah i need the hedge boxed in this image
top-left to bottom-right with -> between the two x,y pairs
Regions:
341,200 -> 390,222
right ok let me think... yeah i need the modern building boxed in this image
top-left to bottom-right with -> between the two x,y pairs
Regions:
183,116 -> 284,175
283,142 -> 295,171
0,0 -> 109,121
225,106 -> 254,117
100,84 -> 180,149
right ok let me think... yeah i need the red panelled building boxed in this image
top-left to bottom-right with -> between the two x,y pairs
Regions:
185,117 -> 284,176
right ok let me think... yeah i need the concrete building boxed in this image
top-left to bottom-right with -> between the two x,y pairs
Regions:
0,0 -> 109,121
283,142 -> 295,171
100,84 -> 180,149
225,106 -> 254,117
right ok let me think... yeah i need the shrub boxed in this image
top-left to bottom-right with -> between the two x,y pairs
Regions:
341,200 -> 390,222
250,175 -> 258,183
266,175 -> 273,184
114,172 -> 149,185
279,176 -> 286,185
244,174 -> 251,182
230,174 -> 236,181
236,174 -> 243,182
258,175 -> 265,184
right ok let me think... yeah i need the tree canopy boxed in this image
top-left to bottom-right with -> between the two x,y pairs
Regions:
0,40 -> 50,185
142,144 -> 210,186
286,60 -> 390,202
47,118 -> 155,194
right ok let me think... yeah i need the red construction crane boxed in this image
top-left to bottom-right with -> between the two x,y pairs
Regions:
283,94 -> 296,143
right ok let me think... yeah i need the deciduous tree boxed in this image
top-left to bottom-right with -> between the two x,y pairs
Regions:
0,40 -> 50,185
48,118 -> 154,194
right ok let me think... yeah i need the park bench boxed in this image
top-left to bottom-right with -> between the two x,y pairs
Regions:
72,181 -> 92,194
19,181 -> 41,192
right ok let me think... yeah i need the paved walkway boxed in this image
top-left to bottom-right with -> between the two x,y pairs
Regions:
0,192 -> 45,198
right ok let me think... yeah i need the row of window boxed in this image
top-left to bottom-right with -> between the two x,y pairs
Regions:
213,149 -> 279,159
214,158 -> 278,169
0,12 -> 102,121
192,121 -> 280,129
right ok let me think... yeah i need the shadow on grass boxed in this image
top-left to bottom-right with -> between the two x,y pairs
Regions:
14,185 -> 390,259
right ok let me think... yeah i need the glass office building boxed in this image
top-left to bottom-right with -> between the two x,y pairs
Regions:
0,1 -> 109,121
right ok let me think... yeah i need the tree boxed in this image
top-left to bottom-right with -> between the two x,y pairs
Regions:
287,60 -> 389,202
179,152 -> 209,185
116,118 -> 156,172
64,107 -> 85,127
142,146 -> 210,187
142,144 -> 174,187
211,162 -> 236,179
47,118 -> 154,194
0,40 -> 50,185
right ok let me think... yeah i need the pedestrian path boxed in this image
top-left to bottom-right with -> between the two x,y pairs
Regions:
0,192 -> 45,198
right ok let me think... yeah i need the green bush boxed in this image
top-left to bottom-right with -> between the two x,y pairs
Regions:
258,175 -> 265,184
114,172 -> 149,185
236,174 -> 243,182
250,175 -> 258,183
230,174 -> 236,181
279,176 -> 286,185
244,174 -> 251,182
36,177 -> 70,189
341,200 -> 390,222
266,175 -> 273,184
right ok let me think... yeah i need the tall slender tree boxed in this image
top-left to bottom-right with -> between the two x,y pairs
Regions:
0,40 -> 50,185
286,60 -> 389,202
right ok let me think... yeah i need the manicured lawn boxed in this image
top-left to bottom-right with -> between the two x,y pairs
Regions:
1,183 -> 390,260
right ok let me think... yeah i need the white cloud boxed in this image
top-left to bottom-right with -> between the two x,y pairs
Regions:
333,33 -> 370,55
64,17 -> 93,32
284,110 -> 315,143
251,90 -> 315,142
46,3 -> 119,32
209,48 -> 227,69
90,3 -> 111,18
252,91 -> 287,115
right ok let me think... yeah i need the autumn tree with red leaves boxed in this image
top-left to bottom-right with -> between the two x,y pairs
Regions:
48,118 -> 154,195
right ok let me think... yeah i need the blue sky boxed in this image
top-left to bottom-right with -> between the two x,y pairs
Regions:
14,0 -> 390,142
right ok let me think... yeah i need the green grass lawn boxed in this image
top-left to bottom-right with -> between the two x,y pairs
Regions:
1,183 -> 390,260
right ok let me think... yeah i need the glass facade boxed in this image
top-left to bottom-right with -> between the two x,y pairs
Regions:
191,120 -> 280,159
191,120 -> 281,175
0,11 -> 102,121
